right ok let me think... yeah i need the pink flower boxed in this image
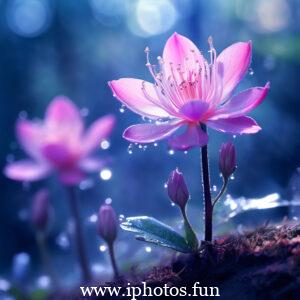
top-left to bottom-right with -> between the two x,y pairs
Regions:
109,33 -> 269,150
4,96 -> 115,185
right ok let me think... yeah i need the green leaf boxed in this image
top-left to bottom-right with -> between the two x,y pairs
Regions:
120,216 -> 192,253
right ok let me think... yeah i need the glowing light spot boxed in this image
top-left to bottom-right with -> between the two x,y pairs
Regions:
105,197 -> 112,205
88,214 -> 98,223
145,246 -> 152,253
99,245 -> 107,252
100,169 -> 112,181
7,0 -> 51,38
100,139 -> 110,150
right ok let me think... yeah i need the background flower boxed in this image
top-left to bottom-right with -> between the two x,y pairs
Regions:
4,96 -> 115,185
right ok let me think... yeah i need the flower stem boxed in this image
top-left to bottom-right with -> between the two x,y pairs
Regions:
180,207 -> 199,251
36,230 -> 59,288
200,125 -> 213,242
212,178 -> 228,208
108,242 -> 119,279
66,186 -> 91,283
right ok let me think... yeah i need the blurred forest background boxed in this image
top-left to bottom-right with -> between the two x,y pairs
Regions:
0,0 -> 300,287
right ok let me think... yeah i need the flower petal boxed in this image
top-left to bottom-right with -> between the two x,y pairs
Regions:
123,121 -> 182,143
79,157 -> 106,172
59,168 -> 85,186
45,96 -> 83,137
179,100 -> 209,122
163,32 -> 203,78
82,114 -> 115,155
168,125 -> 208,150
4,160 -> 50,182
16,119 -> 44,161
108,79 -> 169,119
206,116 -> 261,134
41,143 -> 79,169
212,83 -> 270,119
217,41 -> 252,100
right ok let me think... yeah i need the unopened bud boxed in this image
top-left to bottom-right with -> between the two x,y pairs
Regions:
97,204 -> 118,245
167,168 -> 189,210
219,142 -> 237,180
31,189 -> 50,230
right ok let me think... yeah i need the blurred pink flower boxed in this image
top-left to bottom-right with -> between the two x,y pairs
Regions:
4,96 -> 115,185
109,33 -> 269,150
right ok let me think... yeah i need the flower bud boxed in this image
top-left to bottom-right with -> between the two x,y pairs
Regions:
97,204 -> 118,245
219,142 -> 237,180
31,189 -> 50,230
167,168 -> 189,210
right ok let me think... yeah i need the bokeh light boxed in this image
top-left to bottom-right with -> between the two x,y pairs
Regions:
6,0 -> 51,37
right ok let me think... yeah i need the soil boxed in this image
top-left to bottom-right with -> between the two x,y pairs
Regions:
50,223 -> 300,300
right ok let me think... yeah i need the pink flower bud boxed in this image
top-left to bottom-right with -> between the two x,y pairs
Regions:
219,142 -> 237,180
167,168 -> 189,210
31,189 -> 50,230
97,204 -> 118,245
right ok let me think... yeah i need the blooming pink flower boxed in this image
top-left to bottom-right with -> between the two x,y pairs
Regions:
109,33 -> 269,150
4,96 -> 115,185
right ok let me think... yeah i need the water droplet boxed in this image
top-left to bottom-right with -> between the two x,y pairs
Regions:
56,233 -> 70,250
168,149 -> 174,155
105,197 -> 112,205
248,68 -> 254,76
99,245 -> 107,252
6,154 -> 15,163
171,202 -> 176,207
145,246 -> 152,253
230,175 -> 235,180
138,144 -> 143,149
18,111 -> 27,119
127,144 -> 133,154
212,185 -> 217,192
36,275 -> 51,289
80,107 -> 89,117
100,139 -> 110,150
233,135 -> 236,139
153,142 -> 158,147
79,178 -> 94,190
88,214 -> 98,223
119,105 -> 126,113
99,169 -> 112,181
184,151 -> 188,155
164,183 -> 168,189
142,145 -> 147,151
0,278 -> 11,292
119,214 -> 125,222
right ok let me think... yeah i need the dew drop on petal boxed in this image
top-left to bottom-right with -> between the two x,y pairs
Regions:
230,175 -> 235,180
248,68 -> 254,76
212,185 -> 218,192
171,202 -> 175,207
99,245 -> 107,252
100,169 -> 112,181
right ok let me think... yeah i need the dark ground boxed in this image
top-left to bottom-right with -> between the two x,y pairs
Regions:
49,223 -> 300,299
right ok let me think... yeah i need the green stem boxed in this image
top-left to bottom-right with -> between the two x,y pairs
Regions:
108,243 -> 119,278
66,186 -> 91,283
212,178 -> 228,209
181,207 -> 199,251
36,231 -> 59,288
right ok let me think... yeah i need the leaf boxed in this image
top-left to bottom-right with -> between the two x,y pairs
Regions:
120,216 -> 192,253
